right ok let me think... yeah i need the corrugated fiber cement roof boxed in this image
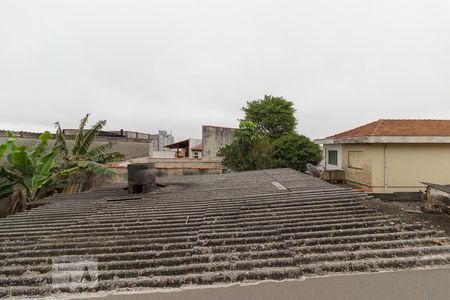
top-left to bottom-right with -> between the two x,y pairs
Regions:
0,169 -> 449,298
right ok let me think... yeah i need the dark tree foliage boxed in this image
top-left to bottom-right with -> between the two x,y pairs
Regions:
272,133 -> 323,172
218,121 -> 259,172
220,96 -> 322,173
242,95 -> 297,139
251,135 -> 276,170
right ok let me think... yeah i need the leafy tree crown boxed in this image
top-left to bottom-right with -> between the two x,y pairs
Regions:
272,133 -> 322,172
242,95 -> 297,139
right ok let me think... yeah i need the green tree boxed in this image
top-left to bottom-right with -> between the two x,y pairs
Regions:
272,133 -> 322,172
218,121 -> 259,171
251,135 -> 275,170
219,96 -> 322,173
0,131 -> 79,202
54,114 -> 124,176
242,95 -> 297,139
0,132 -> 15,199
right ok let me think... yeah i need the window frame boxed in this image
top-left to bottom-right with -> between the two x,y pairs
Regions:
348,151 -> 363,169
327,150 -> 338,166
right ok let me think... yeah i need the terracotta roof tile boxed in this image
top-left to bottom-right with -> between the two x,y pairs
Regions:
191,144 -> 203,151
327,119 -> 450,139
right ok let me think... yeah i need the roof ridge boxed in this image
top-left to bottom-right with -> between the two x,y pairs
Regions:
203,125 -> 237,130
321,119 -> 450,140
378,119 -> 450,121
371,119 -> 384,136
324,120 -> 380,139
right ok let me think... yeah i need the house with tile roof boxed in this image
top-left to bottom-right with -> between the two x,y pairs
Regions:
315,119 -> 450,193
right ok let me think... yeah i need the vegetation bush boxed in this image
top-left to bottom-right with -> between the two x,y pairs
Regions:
0,131 -> 79,202
272,133 -> 322,172
0,114 -> 124,213
55,113 -> 124,176
218,121 -> 259,171
242,95 -> 297,139
219,95 -> 322,172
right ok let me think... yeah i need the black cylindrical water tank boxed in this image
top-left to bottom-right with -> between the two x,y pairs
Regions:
127,163 -> 156,193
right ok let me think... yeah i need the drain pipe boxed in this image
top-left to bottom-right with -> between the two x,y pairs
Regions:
384,144 -> 389,193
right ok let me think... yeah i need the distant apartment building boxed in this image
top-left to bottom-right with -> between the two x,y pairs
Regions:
158,130 -> 175,151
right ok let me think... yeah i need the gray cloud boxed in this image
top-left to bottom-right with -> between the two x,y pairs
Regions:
1,0 -> 450,140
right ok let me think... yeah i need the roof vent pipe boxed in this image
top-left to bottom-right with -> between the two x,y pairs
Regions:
127,163 -> 156,194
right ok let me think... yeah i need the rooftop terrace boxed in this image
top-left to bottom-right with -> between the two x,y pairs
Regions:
0,169 -> 449,298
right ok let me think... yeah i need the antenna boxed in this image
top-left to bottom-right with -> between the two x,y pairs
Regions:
306,163 -> 322,178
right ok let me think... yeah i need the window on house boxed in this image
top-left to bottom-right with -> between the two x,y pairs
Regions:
348,151 -> 363,169
328,150 -> 338,165
194,152 -> 199,158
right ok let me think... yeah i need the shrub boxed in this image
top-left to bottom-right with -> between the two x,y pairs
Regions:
272,133 -> 322,172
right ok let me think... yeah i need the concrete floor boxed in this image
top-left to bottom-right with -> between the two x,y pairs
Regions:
72,268 -> 450,300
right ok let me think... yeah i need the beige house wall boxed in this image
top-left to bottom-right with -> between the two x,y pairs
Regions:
339,143 -> 450,193
340,144 -> 381,188
383,144 -> 450,192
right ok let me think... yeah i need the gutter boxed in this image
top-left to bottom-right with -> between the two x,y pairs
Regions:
315,136 -> 450,144
384,144 -> 388,192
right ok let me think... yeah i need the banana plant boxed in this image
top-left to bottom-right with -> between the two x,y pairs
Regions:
0,131 -> 79,202
0,131 -> 16,199
0,178 -> 14,199
54,114 -> 123,176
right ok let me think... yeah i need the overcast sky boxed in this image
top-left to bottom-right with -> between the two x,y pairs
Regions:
1,0 -> 450,140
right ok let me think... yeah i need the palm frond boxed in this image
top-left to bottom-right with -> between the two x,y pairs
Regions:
31,148 -> 59,192
36,166 -> 80,199
0,166 -> 22,186
0,144 -> 7,159
54,122 -> 68,157
87,152 -> 124,164
7,148 -> 33,176
35,179 -> 62,200
29,131 -> 51,163
57,166 -> 81,178
85,141 -> 114,156
78,120 -> 106,155
78,160 -> 116,176
0,178 -> 14,199
0,131 -> 16,159
72,113 -> 90,156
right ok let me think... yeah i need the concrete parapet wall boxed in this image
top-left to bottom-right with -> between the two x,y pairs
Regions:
202,125 -> 235,158
0,136 -> 154,160
151,151 -> 176,159
148,158 -> 223,176
117,157 -> 224,176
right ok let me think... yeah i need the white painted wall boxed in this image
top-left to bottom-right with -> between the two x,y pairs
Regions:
323,144 -> 342,170
151,150 -> 176,159
192,151 -> 202,159
188,139 -> 202,158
